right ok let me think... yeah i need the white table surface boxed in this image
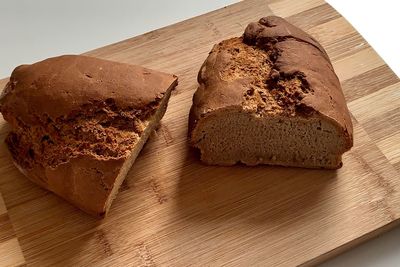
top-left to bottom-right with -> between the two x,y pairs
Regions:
0,1 -> 399,266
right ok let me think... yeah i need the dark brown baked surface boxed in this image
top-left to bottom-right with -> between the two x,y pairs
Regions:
1,55 -> 175,125
0,55 -> 178,216
189,16 -> 353,168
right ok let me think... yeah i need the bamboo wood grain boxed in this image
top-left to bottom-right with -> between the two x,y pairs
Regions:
0,0 -> 399,266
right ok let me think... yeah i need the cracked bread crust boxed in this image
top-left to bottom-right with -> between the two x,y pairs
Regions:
0,55 -> 178,216
189,16 -> 353,166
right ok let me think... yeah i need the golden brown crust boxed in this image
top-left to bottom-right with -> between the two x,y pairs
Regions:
0,55 -> 178,216
189,16 -> 353,149
0,55 -> 177,125
15,155 -> 125,217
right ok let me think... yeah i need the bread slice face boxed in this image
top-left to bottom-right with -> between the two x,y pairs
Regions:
0,55 -> 178,217
189,16 -> 353,169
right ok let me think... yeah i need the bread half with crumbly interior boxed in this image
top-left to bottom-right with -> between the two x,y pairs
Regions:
0,55 -> 178,217
189,16 -> 353,169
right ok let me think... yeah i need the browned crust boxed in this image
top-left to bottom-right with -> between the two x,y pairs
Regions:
189,16 -> 353,150
0,55 -> 178,216
13,156 -> 125,217
0,55 -> 177,126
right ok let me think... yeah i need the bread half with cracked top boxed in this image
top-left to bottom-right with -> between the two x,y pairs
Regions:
0,55 -> 178,217
189,16 -> 353,169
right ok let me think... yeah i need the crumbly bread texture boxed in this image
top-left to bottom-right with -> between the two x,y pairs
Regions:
0,55 -> 178,216
189,16 -> 353,169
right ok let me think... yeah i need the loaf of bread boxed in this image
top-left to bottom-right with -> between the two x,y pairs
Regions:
0,55 -> 178,216
189,16 -> 353,169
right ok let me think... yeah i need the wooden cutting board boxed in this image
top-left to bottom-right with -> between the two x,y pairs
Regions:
0,0 -> 399,266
